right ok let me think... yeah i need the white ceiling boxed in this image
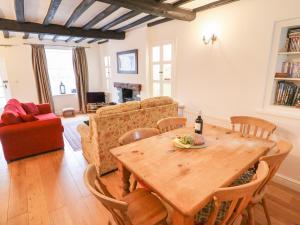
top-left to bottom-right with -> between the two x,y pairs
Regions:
0,0 -> 217,43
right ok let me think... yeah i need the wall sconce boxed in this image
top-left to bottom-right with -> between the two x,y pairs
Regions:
203,34 -> 217,45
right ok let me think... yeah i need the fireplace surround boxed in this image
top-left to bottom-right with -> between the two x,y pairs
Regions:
113,82 -> 142,103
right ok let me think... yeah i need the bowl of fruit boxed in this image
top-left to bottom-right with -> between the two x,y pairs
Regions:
173,134 -> 206,149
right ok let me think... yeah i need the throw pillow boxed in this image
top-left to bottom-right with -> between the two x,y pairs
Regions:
21,102 -> 40,115
1,109 -> 22,125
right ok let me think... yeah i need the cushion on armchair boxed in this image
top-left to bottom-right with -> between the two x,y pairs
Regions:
96,101 -> 141,116
141,96 -> 173,108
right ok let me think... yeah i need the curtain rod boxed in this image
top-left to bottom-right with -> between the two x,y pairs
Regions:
22,43 -> 90,48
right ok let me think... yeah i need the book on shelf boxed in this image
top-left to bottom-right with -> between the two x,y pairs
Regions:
280,61 -> 300,78
274,81 -> 300,106
288,31 -> 300,52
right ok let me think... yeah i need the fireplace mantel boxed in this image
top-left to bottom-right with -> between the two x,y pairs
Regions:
113,82 -> 142,92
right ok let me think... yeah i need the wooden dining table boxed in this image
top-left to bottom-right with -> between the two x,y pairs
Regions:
110,124 -> 276,225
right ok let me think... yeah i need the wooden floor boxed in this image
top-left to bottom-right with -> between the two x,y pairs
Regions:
0,138 -> 300,225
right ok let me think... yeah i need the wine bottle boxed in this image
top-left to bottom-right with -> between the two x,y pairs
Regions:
195,111 -> 203,134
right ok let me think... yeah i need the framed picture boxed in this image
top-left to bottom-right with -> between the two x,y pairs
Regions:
117,49 -> 138,74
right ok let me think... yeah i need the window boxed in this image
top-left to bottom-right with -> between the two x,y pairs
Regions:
45,48 -> 77,96
104,56 -> 111,91
150,42 -> 174,97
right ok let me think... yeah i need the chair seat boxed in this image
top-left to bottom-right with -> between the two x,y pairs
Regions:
122,189 -> 168,225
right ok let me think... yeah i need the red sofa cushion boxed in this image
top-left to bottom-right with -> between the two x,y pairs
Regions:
20,114 -> 38,122
21,102 -> 40,115
35,113 -> 57,121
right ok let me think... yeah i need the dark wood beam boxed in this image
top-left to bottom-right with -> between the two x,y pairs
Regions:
75,37 -> 86,43
65,0 -> 95,27
87,38 -> 101,44
100,10 -> 139,31
173,0 -> 194,7
147,18 -> 172,27
193,0 -> 239,12
53,0 -> 95,41
98,40 -> 108,44
39,0 -> 62,40
117,15 -> 156,32
0,18 -> 125,39
148,0 -> 240,27
83,5 -> 120,30
14,0 -> 30,39
64,37 -> 76,42
95,0 -> 196,21
3,31 -> 9,38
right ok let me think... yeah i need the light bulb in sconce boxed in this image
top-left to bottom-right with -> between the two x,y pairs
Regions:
203,34 -> 217,45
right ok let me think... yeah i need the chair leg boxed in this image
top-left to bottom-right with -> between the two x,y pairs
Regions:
247,205 -> 255,225
262,198 -> 272,225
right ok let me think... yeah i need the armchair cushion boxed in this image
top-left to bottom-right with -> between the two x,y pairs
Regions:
141,96 -> 173,109
96,101 -> 140,116
21,102 -> 40,115
36,103 -> 52,114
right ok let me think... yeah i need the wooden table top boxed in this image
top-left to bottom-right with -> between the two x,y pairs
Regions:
110,124 -> 275,216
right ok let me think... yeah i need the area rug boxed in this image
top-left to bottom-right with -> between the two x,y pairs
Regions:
63,119 -> 86,151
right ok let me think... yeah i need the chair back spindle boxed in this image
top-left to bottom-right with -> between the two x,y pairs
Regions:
157,117 -> 187,133
230,116 -> 276,140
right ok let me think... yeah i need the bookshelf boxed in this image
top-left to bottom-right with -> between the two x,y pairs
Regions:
268,21 -> 300,109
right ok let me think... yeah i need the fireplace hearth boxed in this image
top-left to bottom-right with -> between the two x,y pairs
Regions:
114,82 -> 142,103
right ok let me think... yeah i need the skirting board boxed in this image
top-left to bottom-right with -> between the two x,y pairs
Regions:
273,173 -> 300,193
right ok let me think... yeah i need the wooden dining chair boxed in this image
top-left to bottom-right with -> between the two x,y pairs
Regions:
247,140 -> 292,225
230,116 -> 276,140
118,128 -> 159,191
157,117 -> 187,133
84,164 -> 168,225
118,128 -> 160,146
196,161 -> 269,225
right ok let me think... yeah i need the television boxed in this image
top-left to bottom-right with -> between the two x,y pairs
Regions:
86,92 -> 105,103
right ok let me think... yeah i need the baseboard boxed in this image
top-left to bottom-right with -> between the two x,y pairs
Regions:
273,173 -> 300,192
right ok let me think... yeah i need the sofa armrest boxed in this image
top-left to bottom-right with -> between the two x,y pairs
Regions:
77,124 -> 90,139
37,103 -> 52,114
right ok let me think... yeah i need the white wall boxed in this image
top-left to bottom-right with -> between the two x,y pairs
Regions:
0,38 -> 102,114
97,0 -> 300,190
99,27 -> 149,102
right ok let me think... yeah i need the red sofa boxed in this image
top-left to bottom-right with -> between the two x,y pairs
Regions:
0,99 -> 64,162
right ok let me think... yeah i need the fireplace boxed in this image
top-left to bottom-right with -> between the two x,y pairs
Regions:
114,82 -> 142,103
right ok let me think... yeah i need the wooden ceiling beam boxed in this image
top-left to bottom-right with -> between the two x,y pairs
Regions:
83,5 -> 120,30
3,31 -> 9,38
98,40 -> 108,44
0,18 -> 125,40
193,0 -> 239,12
87,38 -> 101,44
148,0 -> 239,27
100,10 -> 139,31
53,0 -> 95,42
173,0 -> 195,7
39,0 -> 62,40
14,0 -> 29,39
95,0 -> 196,21
117,14 -> 156,32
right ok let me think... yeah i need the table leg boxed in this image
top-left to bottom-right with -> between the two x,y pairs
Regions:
118,163 -> 131,196
172,210 -> 194,225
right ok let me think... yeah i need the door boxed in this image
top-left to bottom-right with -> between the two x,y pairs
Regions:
150,42 -> 174,97
0,60 -> 10,112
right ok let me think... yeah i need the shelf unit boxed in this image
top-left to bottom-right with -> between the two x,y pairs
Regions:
269,23 -> 300,108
